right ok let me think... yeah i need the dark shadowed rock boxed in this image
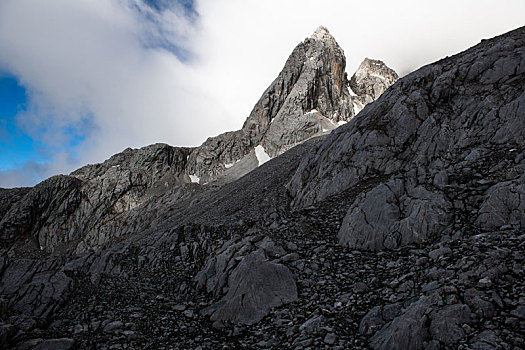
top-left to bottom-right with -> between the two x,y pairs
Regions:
370,293 -> 440,350
32,338 -> 75,350
0,175 -> 82,250
429,303 -> 471,344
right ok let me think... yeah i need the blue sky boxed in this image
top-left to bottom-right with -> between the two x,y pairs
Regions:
0,75 -> 39,170
0,0 -> 524,188
0,0 -> 199,187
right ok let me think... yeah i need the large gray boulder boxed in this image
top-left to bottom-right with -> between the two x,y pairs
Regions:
209,250 -> 297,325
338,179 -> 452,250
196,235 -> 297,325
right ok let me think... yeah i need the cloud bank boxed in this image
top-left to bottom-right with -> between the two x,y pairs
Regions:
0,0 -> 524,187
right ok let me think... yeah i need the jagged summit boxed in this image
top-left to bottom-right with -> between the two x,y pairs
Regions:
187,27 -> 397,182
349,57 -> 399,106
310,25 -> 333,41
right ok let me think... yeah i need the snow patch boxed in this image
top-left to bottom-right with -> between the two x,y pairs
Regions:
347,86 -> 358,97
353,102 -> 362,114
337,120 -> 347,126
370,73 -> 386,80
305,109 -> 318,115
224,162 -> 234,169
255,145 -> 271,166
189,174 -> 200,184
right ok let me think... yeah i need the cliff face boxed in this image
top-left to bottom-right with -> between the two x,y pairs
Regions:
186,26 -> 397,182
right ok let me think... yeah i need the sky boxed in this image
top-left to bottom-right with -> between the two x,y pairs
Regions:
0,0 -> 523,188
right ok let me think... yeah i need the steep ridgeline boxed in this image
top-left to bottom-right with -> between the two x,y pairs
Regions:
185,26 -> 397,183
0,26 -> 396,254
289,27 -> 525,251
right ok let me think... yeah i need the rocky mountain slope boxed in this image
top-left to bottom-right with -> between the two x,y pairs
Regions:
0,27 -> 396,255
1,26 -> 524,350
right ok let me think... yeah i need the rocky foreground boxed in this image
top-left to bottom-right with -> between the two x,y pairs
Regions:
1,26 -> 525,349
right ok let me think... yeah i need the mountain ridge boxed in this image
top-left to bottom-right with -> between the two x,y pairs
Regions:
0,26 -> 398,254
0,25 -> 524,349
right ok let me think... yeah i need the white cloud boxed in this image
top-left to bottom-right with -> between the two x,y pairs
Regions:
0,0 -> 524,187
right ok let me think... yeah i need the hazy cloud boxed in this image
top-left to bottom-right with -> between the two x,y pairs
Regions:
0,0 -> 524,187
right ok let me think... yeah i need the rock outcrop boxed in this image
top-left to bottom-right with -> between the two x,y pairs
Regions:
0,144 -> 193,253
349,58 -> 399,107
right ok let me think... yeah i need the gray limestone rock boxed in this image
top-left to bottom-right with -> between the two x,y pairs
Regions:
209,250 -> 297,325
370,293 -> 440,350
349,58 -> 399,111
338,179 -> 452,250
429,303 -> 471,345
359,306 -> 385,335
0,175 -> 83,250
476,174 -> 525,230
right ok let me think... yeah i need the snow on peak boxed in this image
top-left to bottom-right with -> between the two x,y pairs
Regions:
353,101 -> 363,114
305,109 -> 319,115
255,145 -> 271,166
370,73 -> 386,80
347,85 -> 358,97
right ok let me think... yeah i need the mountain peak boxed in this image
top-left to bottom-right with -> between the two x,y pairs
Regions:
310,25 -> 333,41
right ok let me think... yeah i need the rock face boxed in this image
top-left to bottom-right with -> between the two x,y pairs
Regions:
209,250 -> 297,325
197,235 -> 297,325
288,26 -> 525,250
349,58 -> 399,107
0,176 -> 83,251
186,26 -> 397,182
